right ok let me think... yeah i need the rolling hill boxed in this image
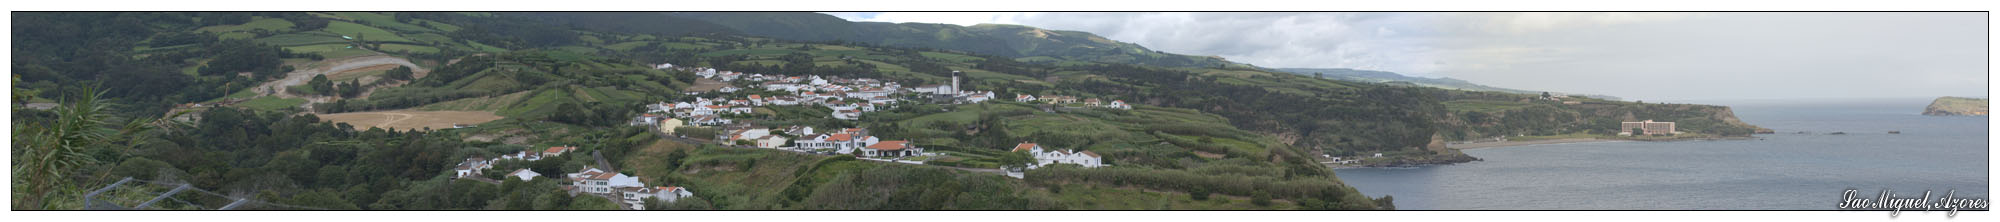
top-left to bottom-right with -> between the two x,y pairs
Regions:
660,12 -> 1249,69
1275,68 -> 1623,101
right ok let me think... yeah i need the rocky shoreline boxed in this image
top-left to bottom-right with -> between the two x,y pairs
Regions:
1334,135 -> 1756,168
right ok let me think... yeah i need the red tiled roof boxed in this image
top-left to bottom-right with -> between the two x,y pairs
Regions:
591,172 -> 619,180
545,146 -> 574,154
827,133 -> 853,142
867,140 -> 911,150
1012,143 -> 1039,152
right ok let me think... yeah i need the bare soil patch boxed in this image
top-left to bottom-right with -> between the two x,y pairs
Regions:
319,110 -> 503,131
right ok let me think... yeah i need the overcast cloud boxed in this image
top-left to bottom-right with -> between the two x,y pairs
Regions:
827,12 -> 1986,101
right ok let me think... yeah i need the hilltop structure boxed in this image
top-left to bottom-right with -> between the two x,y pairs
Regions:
1619,120 -> 1678,136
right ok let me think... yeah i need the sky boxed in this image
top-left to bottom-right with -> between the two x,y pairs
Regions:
826,12 -> 1987,101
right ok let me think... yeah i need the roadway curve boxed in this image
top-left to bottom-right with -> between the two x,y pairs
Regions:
256,55 -> 429,111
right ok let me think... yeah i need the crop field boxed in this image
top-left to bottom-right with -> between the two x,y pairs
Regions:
282,44 -> 380,58
256,33 -> 350,46
322,21 -> 413,43
318,110 -> 504,131
196,17 -> 295,33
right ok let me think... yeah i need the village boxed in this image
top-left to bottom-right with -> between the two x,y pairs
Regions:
445,64 -> 1131,210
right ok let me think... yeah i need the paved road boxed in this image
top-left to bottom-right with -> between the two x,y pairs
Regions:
593,150 -> 613,172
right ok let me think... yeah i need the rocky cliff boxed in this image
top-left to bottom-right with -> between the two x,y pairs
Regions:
1923,96 -> 1989,116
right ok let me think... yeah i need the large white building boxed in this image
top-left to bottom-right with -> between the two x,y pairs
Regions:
796,133 -> 879,153
569,167 -> 643,194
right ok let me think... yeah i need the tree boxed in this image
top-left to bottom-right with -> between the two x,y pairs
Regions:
308,74 -> 333,96
568,195 -> 621,210
1188,186 -> 1210,201
12,87 -> 174,209
385,66 -> 414,81
1313,72 -> 1323,79
1251,191 -> 1272,206
997,150 -> 1034,169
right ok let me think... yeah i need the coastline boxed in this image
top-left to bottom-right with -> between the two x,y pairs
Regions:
1448,138 -> 1615,150
1328,135 -> 1759,169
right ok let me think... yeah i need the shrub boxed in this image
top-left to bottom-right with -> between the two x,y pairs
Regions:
1251,191 -> 1271,206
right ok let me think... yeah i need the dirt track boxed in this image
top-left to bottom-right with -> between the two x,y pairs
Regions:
256,55 -> 429,111
317,110 -> 502,131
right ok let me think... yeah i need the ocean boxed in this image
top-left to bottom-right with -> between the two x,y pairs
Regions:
1333,98 -> 1989,210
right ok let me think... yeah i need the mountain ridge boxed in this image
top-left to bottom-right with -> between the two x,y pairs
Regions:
661,12 -> 1250,69
1273,67 -> 1623,101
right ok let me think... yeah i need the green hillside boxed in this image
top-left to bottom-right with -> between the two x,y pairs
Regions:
14,12 -> 1765,211
651,12 -> 1250,69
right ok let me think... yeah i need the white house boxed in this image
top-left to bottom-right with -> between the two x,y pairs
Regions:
796,133 -> 878,153
569,167 -> 643,195
656,118 -> 685,135
687,115 -> 731,126
1011,142 -> 1103,169
653,63 -> 674,70
832,109 -> 862,120
753,135 -> 789,149
1016,94 -> 1037,103
860,140 -> 923,158
961,91 -> 994,103
866,96 -> 896,105
764,83 -> 804,92
698,68 -> 719,78
719,86 -> 741,93
1106,100 -> 1131,110
911,84 -> 953,94
497,151 -> 542,162
452,157 -> 493,178
782,126 -> 815,137
719,128 -> 771,145
629,113 -> 664,126
620,186 -> 694,210
543,146 -> 577,157
506,169 -> 541,181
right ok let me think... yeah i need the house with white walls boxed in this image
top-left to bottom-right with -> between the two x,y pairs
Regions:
506,169 -> 541,181
569,167 -> 643,195
1010,142 -> 1103,169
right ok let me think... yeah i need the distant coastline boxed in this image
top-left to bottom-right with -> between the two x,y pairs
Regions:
1450,138 -> 1615,149
1450,135 -> 1756,150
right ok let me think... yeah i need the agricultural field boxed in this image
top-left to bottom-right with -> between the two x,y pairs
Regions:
317,110 -> 505,131
322,21 -> 413,43
1443,100 -> 1535,113
255,33 -> 351,46
235,96 -> 306,111
196,17 -> 295,33
282,44 -> 380,58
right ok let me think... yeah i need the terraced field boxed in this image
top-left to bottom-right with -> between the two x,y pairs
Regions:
318,110 -> 504,131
